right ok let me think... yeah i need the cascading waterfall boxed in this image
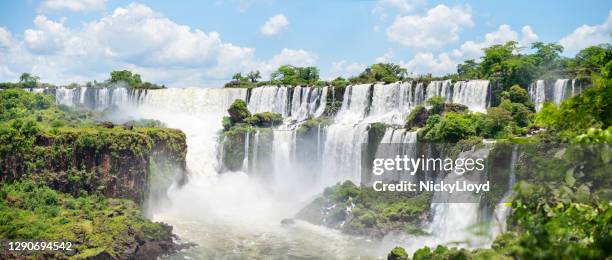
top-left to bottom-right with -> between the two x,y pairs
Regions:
41,80 -> 507,258
369,82 -> 417,125
529,79 -> 588,111
491,145 -> 519,238
451,80 -> 489,113
321,84 -> 371,185
405,146 -> 492,252
247,86 -> 289,116
289,86 -> 327,122
424,80 -> 490,113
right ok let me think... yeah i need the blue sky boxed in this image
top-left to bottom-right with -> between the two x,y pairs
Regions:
0,0 -> 610,87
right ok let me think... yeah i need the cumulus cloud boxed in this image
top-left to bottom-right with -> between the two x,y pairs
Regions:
329,60 -> 366,79
376,49 -> 394,63
39,0 -> 106,12
401,52 -> 455,75
386,4 -> 473,49
452,24 -> 539,60
401,24 -> 539,76
0,27 -> 13,48
0,4 -> 317,86
559,10 -> 612,54
260,14 -> 289,36
24,16 -> 71,54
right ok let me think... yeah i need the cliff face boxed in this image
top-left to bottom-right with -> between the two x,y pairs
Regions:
0,126 -> 187,204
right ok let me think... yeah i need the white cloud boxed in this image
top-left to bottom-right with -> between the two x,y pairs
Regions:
401,52 -> 455,75
376,49 -> 394,63
559,10 -> 612,54
521,26 -> 539,45
260,14 -> 289,36
386,4 -> 473,49
24,16 -> 71,54
329,60 -> 366,79
257,48 -> 318,77
0,27 -> 13,48
0,4 -> 317,86
373,0 -> 426,20
39,0 -> 106,12
452,24 -> 539,60
400,24 -> 539,76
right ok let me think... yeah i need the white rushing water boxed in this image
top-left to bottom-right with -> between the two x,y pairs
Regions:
529,79 -> 588,111
43,81 -> 503,258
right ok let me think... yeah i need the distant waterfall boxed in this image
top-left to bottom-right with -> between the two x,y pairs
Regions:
425,80 -> 490,113
529,79 -> 588,111
451,80 -> 490,113
44,86 -> 135,110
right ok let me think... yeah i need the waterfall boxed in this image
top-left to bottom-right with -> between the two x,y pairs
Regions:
426,80 -> 453,102
529,79 -> 587,111
243,129 -> 250,172
314,86 -> 328,118
424,80 -> 489,113
252,131 -> 260,174
289,86 -> 327,122
553,79 -> 570,105
451,80 -> 489,113
369,82 -> 416,125
491,145 -> 519,238
247,86 -> 289,116
272,129 -> 295,187
529,80 -> 547,111
372,128 -> 418,183
321,84 -> 371,186
417,146 -> 492,250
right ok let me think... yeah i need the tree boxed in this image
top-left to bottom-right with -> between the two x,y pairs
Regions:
227,99 -> 251,124
457,59 -> 481,79
350,63 -> 408,84
19,73 -> 40,87
570,44 -> 612,78
330,77 -> 349,88
531,42 -> 564,69
426,96 -> 445,115
109,70 -> 143,86
246,71 -> 261,83
270,65 -> 320,86
232,73 -> 245,81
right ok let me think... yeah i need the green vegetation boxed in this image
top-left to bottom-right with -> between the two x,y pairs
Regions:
388,246 -> 409,260
349,63 -> 408,84
224,71 -> 262,88
0,70 -> 165,90
270,65 -> 320,86
108,70 -> 165,89
388,44 -> 612,259
220,99 -> 283,171
297,181 -> 431,237
0,180 -> 174,259
0,89 -> 186,258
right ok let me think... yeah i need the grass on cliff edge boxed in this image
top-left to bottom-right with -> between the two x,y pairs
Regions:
0,180 -> 170,258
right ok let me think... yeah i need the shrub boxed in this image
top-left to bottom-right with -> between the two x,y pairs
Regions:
388,246 -> 409,260
405,105 -> 428,129
426,96 -> 446,115
227,99 -> 251,124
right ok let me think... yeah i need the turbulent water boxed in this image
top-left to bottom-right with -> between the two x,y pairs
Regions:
38,80 -> 544,258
